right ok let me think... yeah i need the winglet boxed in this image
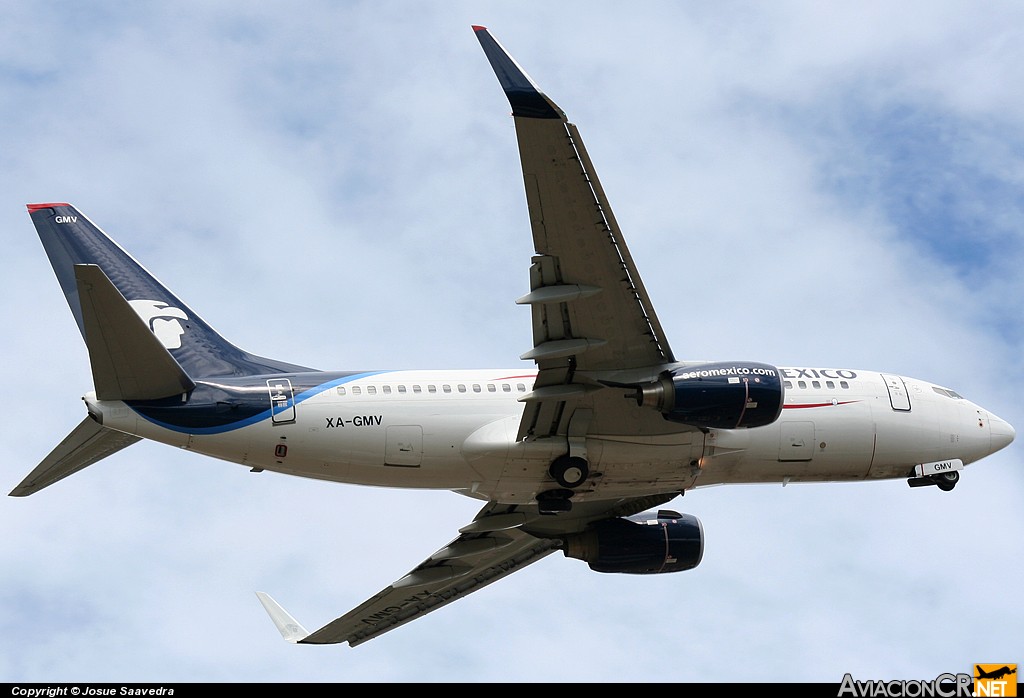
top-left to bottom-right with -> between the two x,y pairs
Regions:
473,26 -> 565,120
255,592 -> 310,643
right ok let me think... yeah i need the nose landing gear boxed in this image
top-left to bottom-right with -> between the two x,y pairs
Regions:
907,470 -> 959,491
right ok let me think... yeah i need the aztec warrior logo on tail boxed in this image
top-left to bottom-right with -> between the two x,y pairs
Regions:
128,300 -> 189,350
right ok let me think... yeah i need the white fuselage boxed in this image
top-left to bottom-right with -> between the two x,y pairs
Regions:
88,366 -> 1013,506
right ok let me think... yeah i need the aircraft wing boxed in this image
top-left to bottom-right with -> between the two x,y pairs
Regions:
257,492 -> 679,646
474,27 -> 679,441
258,505 -> 562,647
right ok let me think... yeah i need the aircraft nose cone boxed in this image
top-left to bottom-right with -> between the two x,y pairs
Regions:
989,413 -> 1015,454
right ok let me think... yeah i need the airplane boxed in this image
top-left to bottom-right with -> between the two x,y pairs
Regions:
11,26 -> 1015,649
975,666 -> 1017,681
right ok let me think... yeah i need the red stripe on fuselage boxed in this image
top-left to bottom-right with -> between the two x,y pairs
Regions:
783,401 -> 859,409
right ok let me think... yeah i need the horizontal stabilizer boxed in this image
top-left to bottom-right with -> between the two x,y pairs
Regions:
75,264 -> 196,401
10,417 -> 140,497
255,592 -> 310,643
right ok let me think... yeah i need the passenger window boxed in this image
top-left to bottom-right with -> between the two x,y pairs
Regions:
443,385 -> 452,393
352,386 -> 362,395
517,383 -> 526,392
428,385 -> 437,394
337,387 -> 347,396
812,381 -> 821,389
397,385 -> 407,394
798,381 -> 807,389
502,384 -> 511,392
413,385 -> 422,394
473,384 -> 481,393
840,381 -> 849,389
783,381 -> 792,390
458,384 -> 466,393
367,386 -> 377,395
826,381 -> 835,389
487,384 -> 496,392
382,385 -> 391,394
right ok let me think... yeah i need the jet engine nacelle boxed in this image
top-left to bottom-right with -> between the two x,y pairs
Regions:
635,361 -> 784,429
563,510 -> 704,574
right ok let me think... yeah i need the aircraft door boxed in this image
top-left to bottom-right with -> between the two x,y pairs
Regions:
267,378 -> 296,425
881,374 -> 912,411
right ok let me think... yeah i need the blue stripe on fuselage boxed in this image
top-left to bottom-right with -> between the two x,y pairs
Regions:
129,370 -> 389,435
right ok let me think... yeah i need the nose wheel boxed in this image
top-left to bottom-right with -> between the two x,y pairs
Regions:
934,471 -> 959,491
907,471 -> 959,491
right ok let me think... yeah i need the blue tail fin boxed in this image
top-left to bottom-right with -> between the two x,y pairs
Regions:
29,203 -> 312,381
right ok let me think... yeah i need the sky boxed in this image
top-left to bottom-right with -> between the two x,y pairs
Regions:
2,0 -> 1022,685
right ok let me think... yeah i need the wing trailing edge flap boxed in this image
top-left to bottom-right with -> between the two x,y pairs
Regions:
75,264 -> 196,401
9,417 -> 141,496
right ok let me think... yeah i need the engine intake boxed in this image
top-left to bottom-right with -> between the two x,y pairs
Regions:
635,361 -> 783,429
563,510 -> 704,574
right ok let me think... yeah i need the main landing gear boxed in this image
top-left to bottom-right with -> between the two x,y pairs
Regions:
907,471 -> 959,492
549,454 -> 589,488
536,488 -> 574,514
537,455 -> 591,515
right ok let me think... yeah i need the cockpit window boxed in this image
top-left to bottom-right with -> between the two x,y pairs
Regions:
932,386 -> 964,399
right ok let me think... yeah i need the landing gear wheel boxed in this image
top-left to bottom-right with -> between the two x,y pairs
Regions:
537,488 -> 574,515
934,471 -> 959,492
550,455 -> 589,488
